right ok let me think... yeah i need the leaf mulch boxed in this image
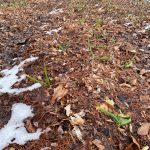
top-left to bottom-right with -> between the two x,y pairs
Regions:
0,0 -> 150,149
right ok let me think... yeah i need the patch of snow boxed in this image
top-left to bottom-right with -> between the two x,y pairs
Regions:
144,24 -> 150,30
49,8 -> 63,15
46,27 -> 62,35
0,56 -> 41,95
0,103 -> 42,150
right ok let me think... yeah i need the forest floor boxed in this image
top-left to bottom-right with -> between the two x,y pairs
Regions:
0,0 -> 150,150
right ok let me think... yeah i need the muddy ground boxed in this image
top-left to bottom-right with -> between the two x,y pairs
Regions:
0,0 -> 150,150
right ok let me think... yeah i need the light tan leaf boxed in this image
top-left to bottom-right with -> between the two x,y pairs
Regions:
92,139 -> 105,150
70,114 -> 85,126
137,123 -> 150,136
142,146 -> 149,150
64,104 -> 72,117
105,97 -> 115,107
131,136 -> 140,149
52,84 -> 68,103
72,126 -> 83,142
9,148 -> 15,150
25,119 -> 35,133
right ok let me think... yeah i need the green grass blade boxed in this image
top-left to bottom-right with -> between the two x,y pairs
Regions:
97,107 -> 131,126
26,75 -> 46,85
43,64 -> 51,87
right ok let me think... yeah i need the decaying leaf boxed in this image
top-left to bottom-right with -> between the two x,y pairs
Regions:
72,126 -> 83,142
131,136 -> 140,149
70,114 -> 85,126
9,147 -> 15,150
105,96 -> 115,107
64,104 -> 72,116
92,139 -> 105,150
52,84 -> 68,103
125,143 -> 139,150
142,146 -> 149,150
25,119 -> 35,133
125,136 -> 140,150
137,123 -> 150,136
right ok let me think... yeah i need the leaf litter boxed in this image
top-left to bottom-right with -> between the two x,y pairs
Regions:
0,0 -> 150,149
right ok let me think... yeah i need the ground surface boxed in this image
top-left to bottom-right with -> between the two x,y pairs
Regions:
0,0 -> 150,150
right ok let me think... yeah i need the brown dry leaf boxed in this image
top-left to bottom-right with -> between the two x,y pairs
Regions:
99,101 -> 114,112
140,69 -> 150,76
70,114 -> 85,126
9,148 -> 15,150
25,119 -> 35,133
131,136 -> 140,149
137,123 -> 150,136
52,84 -> 68,103
92,139 -> 105,150
105,97 -> 115,107
125,143 -> 139,150
72,126 -> 83,142
125,136 -> 140,150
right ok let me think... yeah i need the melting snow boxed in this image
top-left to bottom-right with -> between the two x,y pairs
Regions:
0,56 -> 42,95
144,24 -> 150,30
49,8 -> 63,15
46,27 -> 62,35
0,103 -> 42,150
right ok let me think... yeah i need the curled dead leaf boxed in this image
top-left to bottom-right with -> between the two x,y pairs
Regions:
137,123 -> 150,136
9,148 -> 15,150
70,114 -> 85,126
72,126 -> 83,142
25,119 -> 35,133
125,136 -> 140,150
52,84 -> 68,103
64,104 -> 72,117
92,139 -> 105,150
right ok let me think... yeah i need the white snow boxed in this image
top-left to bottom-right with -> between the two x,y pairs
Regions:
0,56 -> 42,95
46,27 -> 62,35
49,8 -> 63,15
144,24 -> 150,30
0,103 -> 42,150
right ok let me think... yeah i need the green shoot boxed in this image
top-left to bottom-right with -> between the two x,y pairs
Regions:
27,64 -> 51,87
26,75 -> 46,85
97,106 -> 131,126
44,64 -> 51,87
95,18 -> 103,28
97,55 -> 112,62
120,59 -> 134,69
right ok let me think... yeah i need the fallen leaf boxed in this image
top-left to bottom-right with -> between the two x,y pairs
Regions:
137,123 -> 150,136
92,139 -> 105,150
9,148 -> 15,150
125,136 -> 140,150
64,104 -> 72,117
75,109 -> 85,117
125,143 -> 139,150
72,126 -> 83,142
105,96 -> 115,107
142,146 -> 149,150
131,136 -> 140,149
70,114 -> 85,126
25,119 -> 35,133
52,84 -> 68,103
